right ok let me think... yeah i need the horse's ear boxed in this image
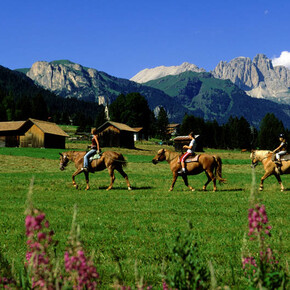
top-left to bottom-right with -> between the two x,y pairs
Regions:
59,153 -> 63,157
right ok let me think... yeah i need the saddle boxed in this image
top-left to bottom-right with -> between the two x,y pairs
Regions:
271,153 -> 290,162
89,152 -> 102,162
179,154 -> 200,163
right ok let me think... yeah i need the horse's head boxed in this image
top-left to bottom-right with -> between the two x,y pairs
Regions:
59,152 -> 69,171
250,150 -> 259,168
152,149 -> 166,164
250,150 -> 272,168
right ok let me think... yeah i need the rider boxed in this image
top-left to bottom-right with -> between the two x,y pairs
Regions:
179,132 -> 197,174
273,133 -> 287,164
82,128 -> 101,172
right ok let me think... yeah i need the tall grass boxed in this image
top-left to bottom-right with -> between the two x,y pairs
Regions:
0,146 -> 289,288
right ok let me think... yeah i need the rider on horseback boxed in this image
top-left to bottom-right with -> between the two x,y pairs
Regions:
179,132 -> 197,174
273,133 -> 287,165
82,128 -> 101,172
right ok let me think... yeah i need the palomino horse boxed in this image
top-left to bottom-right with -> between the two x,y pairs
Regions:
152,149 -> 226,191
59,151 -> 132,191
250,150 -> 290,191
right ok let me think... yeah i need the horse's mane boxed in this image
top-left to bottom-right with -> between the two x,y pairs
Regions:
253,150 -> 272,160
165,149 -> 179,156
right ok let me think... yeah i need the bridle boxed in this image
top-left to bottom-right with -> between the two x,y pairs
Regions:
155,149 -> 178,163
251,151 -> 269,168
59,153 -> 69,170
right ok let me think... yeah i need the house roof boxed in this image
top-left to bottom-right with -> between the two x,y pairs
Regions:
174,135 -> 200,141
0,119 -> 69,137
97,121 -> 137,133
133,127 -> 143,133
27,119 -> 69,137
174,136 -> 192,141
167,123 -> 180,128
0,121 -> 26,132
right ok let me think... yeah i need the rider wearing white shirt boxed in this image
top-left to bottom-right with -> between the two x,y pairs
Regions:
179,132 -> 196,174
273,133 -> 287,164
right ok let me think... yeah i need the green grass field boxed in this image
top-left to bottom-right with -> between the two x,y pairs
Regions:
0,143 -> 289,288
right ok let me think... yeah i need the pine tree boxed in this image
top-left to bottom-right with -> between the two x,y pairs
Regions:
258,113 -> 285,149
156,106 -> 169,140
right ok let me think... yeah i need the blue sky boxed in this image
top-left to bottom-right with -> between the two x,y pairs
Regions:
0,0 -> 289,79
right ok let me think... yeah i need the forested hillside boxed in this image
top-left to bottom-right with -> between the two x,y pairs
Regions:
144,71 -> 290,128
0,65 -> 103,127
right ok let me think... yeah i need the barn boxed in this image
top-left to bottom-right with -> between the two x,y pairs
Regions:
0,121 -> 26,147
97,121 -> 136,148
0,118 -> 69,148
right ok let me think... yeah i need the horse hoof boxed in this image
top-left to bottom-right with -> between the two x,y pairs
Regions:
259,187 -> 263,191
128,187 -> 132,191
74,185 -> 78,189
191,188 -> 195,192
169,188 -> 173,192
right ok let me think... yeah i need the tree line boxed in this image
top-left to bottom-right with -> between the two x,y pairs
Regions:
0,65 -> 103,129
0,67 -> 289,151
107,93 -> 290,151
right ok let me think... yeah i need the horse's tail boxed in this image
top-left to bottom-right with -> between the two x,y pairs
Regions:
117,153 -> 128,168
213,155 -> 227,184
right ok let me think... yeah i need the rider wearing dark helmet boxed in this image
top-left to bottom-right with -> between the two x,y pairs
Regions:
273,133 -> 287,164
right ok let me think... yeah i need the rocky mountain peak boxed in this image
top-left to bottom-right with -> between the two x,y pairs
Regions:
130,62 -> 206,83
26,61 -> 103,103
212,54 -> 290,103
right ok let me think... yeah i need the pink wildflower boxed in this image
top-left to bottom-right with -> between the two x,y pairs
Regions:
64,250 -> 99,289
248,204 -> 272,239
25,209 -> 55,289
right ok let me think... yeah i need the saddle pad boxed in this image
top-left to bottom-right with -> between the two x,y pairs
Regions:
89,153 -> 101,162
281,154 -> 290,161
185,154 -> 200,163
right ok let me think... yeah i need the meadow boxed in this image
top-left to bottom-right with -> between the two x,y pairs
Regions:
0,142 -> 289,288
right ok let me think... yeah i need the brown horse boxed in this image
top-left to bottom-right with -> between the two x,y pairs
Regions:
152,149 -> 226,191
59,151 -> 132,191
250,150 -> 290,191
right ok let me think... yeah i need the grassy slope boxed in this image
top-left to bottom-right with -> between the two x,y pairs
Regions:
0,144 -> 289,288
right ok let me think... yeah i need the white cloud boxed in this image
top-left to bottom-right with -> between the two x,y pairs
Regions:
272,51 -> 290,69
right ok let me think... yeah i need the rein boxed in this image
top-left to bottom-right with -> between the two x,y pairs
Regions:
166,152 -> 179,163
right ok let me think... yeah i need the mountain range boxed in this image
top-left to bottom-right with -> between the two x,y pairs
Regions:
131,54 -> 290,105
14,55 -> 290,127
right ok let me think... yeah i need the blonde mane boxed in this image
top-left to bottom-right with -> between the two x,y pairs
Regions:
251,150 -> 272,161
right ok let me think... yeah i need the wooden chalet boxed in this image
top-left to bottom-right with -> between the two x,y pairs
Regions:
0,118 -> 69,148
133,127 -> 144,141
0,121 -> 26,147
97,121 -> 137,148
167,124 -> 180,136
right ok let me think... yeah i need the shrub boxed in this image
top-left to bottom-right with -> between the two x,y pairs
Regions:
165,222 -> 210,289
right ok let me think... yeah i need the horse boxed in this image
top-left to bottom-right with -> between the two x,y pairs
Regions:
152,149 -> 226,192
250,149 -> 290,191
59,151 -> 132,191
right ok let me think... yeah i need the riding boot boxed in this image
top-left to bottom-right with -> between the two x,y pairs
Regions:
178,168 -> 187,175
278,163 -> 283,175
